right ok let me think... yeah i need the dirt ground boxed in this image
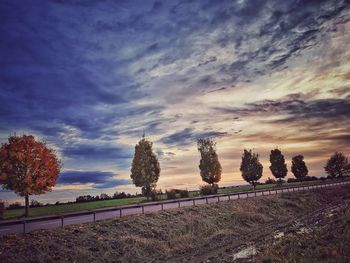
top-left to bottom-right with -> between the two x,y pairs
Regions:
1,185 -> 349,263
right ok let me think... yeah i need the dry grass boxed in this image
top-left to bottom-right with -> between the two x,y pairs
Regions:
1,185 -> 350,263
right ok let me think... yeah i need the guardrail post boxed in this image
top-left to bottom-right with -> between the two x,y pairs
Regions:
254,191 -> 257,197
178,201 -> 181,208
206,197 -> 208,204
93,212 -> 96,223
217,196 -> 220,202
193,199 -> 195,206
119,209 -> 122,218
61,216 -> 64,228
161,203 -> 164,211
23,221 -> 26,234
228,195 -> 231,200
237,193 -> 240,199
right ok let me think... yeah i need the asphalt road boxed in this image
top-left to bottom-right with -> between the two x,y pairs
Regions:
0,181 -> 348,235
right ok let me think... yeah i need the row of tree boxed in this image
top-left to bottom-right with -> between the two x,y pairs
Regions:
0,134 -> 349,216
130,137 -> 350,198
75,192 -> 136,203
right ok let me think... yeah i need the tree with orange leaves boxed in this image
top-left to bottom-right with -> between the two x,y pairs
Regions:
0,135 -> 60,217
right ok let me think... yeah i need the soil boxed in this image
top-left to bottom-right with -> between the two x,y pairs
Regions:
1,185 -> 349,263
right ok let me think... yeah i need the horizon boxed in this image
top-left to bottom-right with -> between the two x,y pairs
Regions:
1,0 -> 350,204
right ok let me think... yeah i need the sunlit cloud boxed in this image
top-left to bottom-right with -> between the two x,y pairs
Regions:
0,0 -> 349,203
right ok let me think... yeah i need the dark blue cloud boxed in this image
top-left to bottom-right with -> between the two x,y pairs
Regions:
63,143 -> 133,160
58,170 -> 131,189
0,0 -> 349,195
160,128 -> 227,147
1,0 -> 348,141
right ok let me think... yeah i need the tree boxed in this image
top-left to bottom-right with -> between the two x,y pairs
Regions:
291,155 -> 308,180
269,148 -> 288,184
0,135 -> 60,217
0,201 -> 4,220
130,136 -> 160,200
240,149 -> 263,190
197,138 -> 222,188
324,152 -> 349,178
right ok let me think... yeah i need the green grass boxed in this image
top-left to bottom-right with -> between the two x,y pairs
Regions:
3,197 -> 146,219
2,179 -> 330,220
218,180 -> 325,194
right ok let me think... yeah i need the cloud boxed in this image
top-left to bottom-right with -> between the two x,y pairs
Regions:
0,0 -> 349,201
58,170 -> 131,189
213,95 -> 350,121
160,128 -> 228,147
63,143 -> 133,160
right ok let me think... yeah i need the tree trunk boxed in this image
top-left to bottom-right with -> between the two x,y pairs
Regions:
25,194 -> 29,217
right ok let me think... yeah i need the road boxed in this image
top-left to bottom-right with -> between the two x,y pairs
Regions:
0,181 -> 348,235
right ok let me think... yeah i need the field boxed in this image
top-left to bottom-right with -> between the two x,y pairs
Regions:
2,180 -> 328,220
1,183 -> 349,262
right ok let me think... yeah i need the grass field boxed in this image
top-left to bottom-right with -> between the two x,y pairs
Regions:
2,179 -> 330,220
1,184 -> 349,263
3,197 -> 146,219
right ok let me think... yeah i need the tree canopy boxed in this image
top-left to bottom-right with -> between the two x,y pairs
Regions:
269,148 -> 288,183
324,152 -> 349,178
197,138 -> 222,186
0,135 -> 60,216
291,155 -> 308,179
130,136 -> 160,200
240,149 -> 263,190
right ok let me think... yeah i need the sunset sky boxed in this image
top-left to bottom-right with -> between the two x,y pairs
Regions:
1,0 -> 350,204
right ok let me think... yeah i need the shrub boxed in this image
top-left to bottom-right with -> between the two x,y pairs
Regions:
113,192 -> 127,199
8,202 -> 22,209
200,184 -> 218,195
100,193 -> 111,200
0,201 -> 4,220
166,189 -> 177,199
150,190 -> 159,201
303,176 -> 318,181
179,190 -> 189,198
265,177 -> 276,184
30,199 -> 43,207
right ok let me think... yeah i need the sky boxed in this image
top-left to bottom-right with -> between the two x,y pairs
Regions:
0,0 -> 350,204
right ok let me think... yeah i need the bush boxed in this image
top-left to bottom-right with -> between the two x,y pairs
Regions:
100,193 -> 111,200
8,202 -> 22,209
0,201 -> 4,220
113,192 -> 127,199
287,178 -> 302,183
150,190 -> 159,201
179,190 -> 189,198
30,199 -> 43,207
303,176 -> 318,181
166,189 -> 177,199
265,177 -> 276,184
200,184 -> 218,195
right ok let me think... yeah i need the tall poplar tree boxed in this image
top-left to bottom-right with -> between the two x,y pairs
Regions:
269,148 -> 288,185
130,136 -> 160,200
291,155 -> 308,180
197,138 -> 222,188
240,149 -> 263,190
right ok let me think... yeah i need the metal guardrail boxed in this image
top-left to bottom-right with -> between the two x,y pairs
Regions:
0,180 -> 349,234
